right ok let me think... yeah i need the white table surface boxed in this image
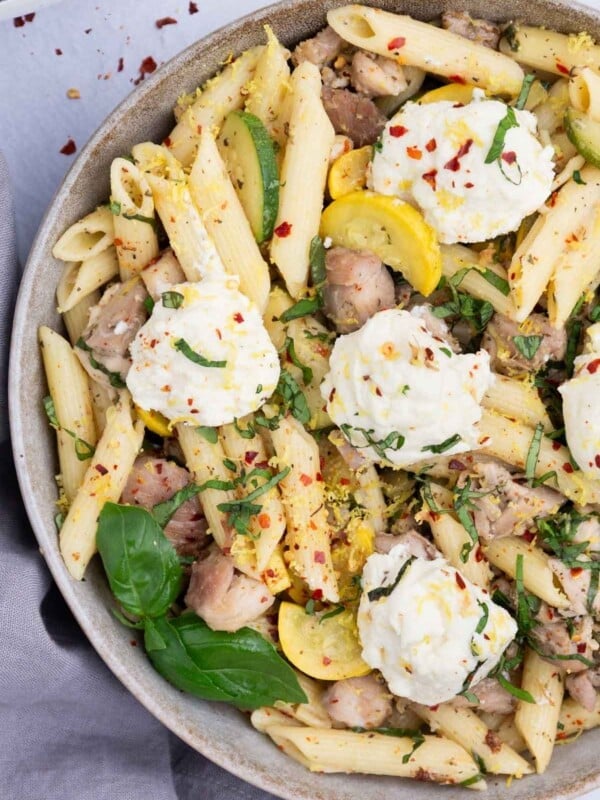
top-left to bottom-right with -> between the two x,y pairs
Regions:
1,1 -> 600,798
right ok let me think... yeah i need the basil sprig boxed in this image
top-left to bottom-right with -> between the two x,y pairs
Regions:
96,502 -> 307,709
174,338 -> 227,368
280,237 -> 327,323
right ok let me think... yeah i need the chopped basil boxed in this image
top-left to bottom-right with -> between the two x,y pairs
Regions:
279,236 -> 327,323
109,199 -> 122,215
460,690 -> 479,704
351,727 -> 425,764
256,384 -> 263,394
515,553 -> 540,635
460,774 -> 484,788
276,369 -> 311,425
514,74 -> 536,110
196,426 -> 218,444
279,296 -> 322,323
532,470 -> 557,488
340,424 -> 405,461
453,478 -> 483,563
109,199 -> 157,229
162,290 -> 184,309
513,334 -> 543,360
233,418 -> 256,439
440,347 -> 452,358
432,277 -> 494,333
421,433 -> 462,454
480,268 -> 510,296
503,23 -> 520,52
144,296 -> 155,314
573,170 -> 586,185
565,318 -> 583,378
283,336 -> 313,385
367,556 -> 416,601
174,338 -> 227,368
588,568 -> 599,614
309,235 -> 327,288
43,394 -> 95,461
525,423 -> 544,482
152,483 -> 202,528
319,605 -> 345,623
217,467 -> 290,536
485,106 -> 519,164
75,338 -> 127,388
304,598 -> 316,615
223,458 -> 237,472
373,138 -> 383,153
475,601 -> 489,634
496,673 -> 535,703
535,510 -> 591,564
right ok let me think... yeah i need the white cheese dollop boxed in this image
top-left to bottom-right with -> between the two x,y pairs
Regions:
358,543 -> 517,706
369,90 -> 554,244
127,278 -> 280,426
320,308 -> 493,467
559,323 -> 600,478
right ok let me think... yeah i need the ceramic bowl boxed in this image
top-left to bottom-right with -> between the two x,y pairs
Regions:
9,1 -> 600,797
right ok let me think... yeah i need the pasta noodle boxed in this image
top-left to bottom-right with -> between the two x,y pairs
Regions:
56,248 -> 119,313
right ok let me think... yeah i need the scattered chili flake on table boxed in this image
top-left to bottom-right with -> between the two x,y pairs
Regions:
133,56 -> 158,85
189,1 -> 199,13
55,48 -> 63,55
13,13 -> 35,27
59,138 -> 77,156
117,57 -> 124,72
156,17 -> 177,29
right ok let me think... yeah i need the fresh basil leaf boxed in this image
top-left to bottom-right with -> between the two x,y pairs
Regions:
514,74 -> 535,110
43,395 -> 59,428
76,338 -> 127,388
175,338 -> 227,368
43,394 -> 95,461
496,672 -> 535,703
421,433 -> 462,454
109,200 -> 122,215
284,336 -> 313,385
513,334 -> 543,360
144,296 -> 155,314
309,236 -> 327,288
97,502 -> 182,619
480,268 -> 510,296
565,318 -> 582,378
340,424 -> 405,461
475,601 -> 489,634
485,106 -> 519,164
123,212 -> 158,230
152,483 -> 202,528
525,423 -> 544,481
276,369 -> 310,425
145,612 -> 308,709
573,170 -> 586,185
162,291 -> 184,310
280,296 -> 323,323
367,556 -> 416,601
197,426 -> 218,443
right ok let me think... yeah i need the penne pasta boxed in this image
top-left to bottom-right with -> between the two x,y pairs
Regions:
58,394 -> 144,580
515,648 -> 564,773
244,26 -> 291,149
328,5 -> 524,96
482,374 -> 553,432
270,61 -> 335,299
440,244 -> 516,318
558,695 -> 600,739
274,672 -> 333,729
499,24 -> 600,76
52,205 -> 114,263
59,290 -> 100,346
56,248 -> 119,313
39,326 -> 98,503
569,67 -> 600,122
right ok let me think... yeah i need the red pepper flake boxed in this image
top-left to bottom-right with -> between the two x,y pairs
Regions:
595,454 -> 600,468
59,138 -> 77,156
406,146 -> 422,160
312,589 -> 323,600
556,61 -> 570,75
387,36 -> 406,51
340,477 -> 350,486
117,57 -> 124,72
449,74 -> 466,85
577,642 -> 587,653
587,358 -> 600,374
95,464 -> 109,476
85,27 -> 92,34
501,151 -> 517,164
464,182 -> 474,188
244,451 -> 258,465
422,169 -> 437,191
189,1 -> 199,13
322,656 -> 332,666
258,513 -> 271,529
389,125 -> 408,138
444,139 -> 473,171
314,550 -> 326,564
453,102 -> 465,108
163,135 -> 172,147
455,572 -> 466,589
55,48 -> 63,55
375,386 -> 383,397
475,546 -> 484,562
425,138 -> 437,152
133,56 -> 158,86
429,704 -> 440,712
233,312 -> 244,323
300,473 -> 313,486
13,16 -> 25,27
523,530 -> 535,543
548,190 -> 559,207
425,347 -> 435,361
315,472 -> 323,482
329,387 -> 336,402
571,567 -> 584,577
563,462 -> 574,474
552,440 -> 561,451
215,328 -> 222,340
274,221 -> 292,238
156,17 -> 177,28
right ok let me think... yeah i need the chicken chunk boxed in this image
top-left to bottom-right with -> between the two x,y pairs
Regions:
323,246 -> 395,333
531,616 -> 597,673
323,675 -> 392,729
566,670 -> 598,711
441,11 -> 501,49
482,312 -> 566,376
321,87 -> 387,148
292,25 -> 343,69
350,51 -> 407,97
375,529 -> 439,560
452,677 -> 517,714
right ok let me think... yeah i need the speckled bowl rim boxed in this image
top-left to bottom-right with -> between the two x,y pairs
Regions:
9,1 -> 600,798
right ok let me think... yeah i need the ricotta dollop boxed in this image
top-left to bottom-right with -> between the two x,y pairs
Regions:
559,323 -> 600,478
127,278 -> 280,426
320,308 -> 493,467
369,90 -> 554,244
358,543 -> 517,705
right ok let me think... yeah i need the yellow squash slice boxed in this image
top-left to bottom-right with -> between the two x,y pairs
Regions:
320,191 -> 442,296
328,145 -> 372,199
417,83 -> 480,105
134,405 -> 171,437
278,601 -> 370,680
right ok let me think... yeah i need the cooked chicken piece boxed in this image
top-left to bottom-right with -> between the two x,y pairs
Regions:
574,515 -> 600,554
323,675 -> 392,729
566,670 -> 598,711
334,437 -> 369,471
121,455 -> 209,559
350,51 -> 407,97
185,545 -> 274,632
323,246 -> 395,333
451,678 -> 517,714
466,460 -> 562,540
292,25 -> 343,69
549,558 -> 594,617
375,529 -> 439,560
531,616 -> 597,673
76,278 -> 148,391
441,11 -> 501,49
482,312 -> 567,376
140,248 -> 185,300
321,87 -> 387,147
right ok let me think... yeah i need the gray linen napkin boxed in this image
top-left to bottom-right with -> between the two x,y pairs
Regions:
0,152 -> 277,800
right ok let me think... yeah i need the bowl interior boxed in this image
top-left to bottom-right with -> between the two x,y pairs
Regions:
9,1 -> 600,798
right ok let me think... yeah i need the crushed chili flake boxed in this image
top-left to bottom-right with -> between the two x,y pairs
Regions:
552,440 -> 561,451
425,138 -> 437,152
300,473 -> 313,486
389,125 -> 408,138
455,572 -> 466,589
387,36 -> 406,50
95,464 -> 109,476
444,139 -> 473,171
322,656 -> 332,665
233,312 -> 244,323
245,451 -> 258,464
587,358 -> 600,374
501,151 -> 517,164
189,1 -> 199,13
422,169 -> 437,191
595,454 -> 600,468
522,530 -> 535,543
258,513 -> 271,529
556,61 -> 570,75
449,74 -> 466,84
312,589 -> 324,600
117,57 -> 124,72
406,146 -> 422,160
571,567 -> 584,577
314,551 -> 326,564
133,56 -> 158,85
464,182 -> 474,188
55,48 -> 63,55
163,135 -> 172,147
577,642 -> 587,653
274,221 -> 292,238
84,28 -> 92,34
475,546 -> 484,562
59,138 -> 77,156
14,13 -> 35,27
156,17 -> 177,28
265,568 -> 276,578
563,462 -> 574,474
340,477 -> 350,486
